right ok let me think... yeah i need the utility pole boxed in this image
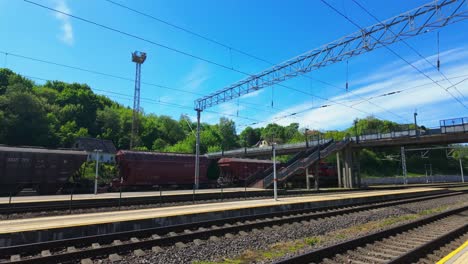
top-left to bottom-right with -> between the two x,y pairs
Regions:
194,109 -> 201,189
94,149 -> 102,195
273,142 -> 278,201
401,146 -> 407,185
130,51 -> 147,149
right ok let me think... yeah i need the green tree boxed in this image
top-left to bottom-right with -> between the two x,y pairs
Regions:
239,126 -> 261,147
218,117 -> 238,150
0,85 -> 50,146
58,121 -> 89,147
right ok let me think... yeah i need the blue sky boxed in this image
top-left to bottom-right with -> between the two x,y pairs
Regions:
1,0 -> 467,132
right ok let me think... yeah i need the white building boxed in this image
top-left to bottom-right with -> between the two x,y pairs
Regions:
73,137 -> 117,163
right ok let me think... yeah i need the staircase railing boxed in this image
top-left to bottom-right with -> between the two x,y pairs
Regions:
262,139 -> 334,188
244,147 -> 312,187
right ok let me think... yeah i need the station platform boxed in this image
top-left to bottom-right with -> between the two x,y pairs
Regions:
437,240 -> 468,264
0,187 -> 445,247
0,187 -> 265,204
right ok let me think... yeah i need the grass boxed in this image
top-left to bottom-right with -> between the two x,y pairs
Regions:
192,238 -> 320,264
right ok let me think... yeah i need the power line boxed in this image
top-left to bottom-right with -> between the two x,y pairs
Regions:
23,74 -> 262,124
0,49 -> 384,125
320,0 -> 468,110
239,76 -> 468,129
23,0 -> 252,76
0,50 -> 201,96
0,50 -> 334,121
7,48 -> 467,132
25,0 -> 411,123
351,0 -> 467,102
102,0 -> 274,66
103,0 -> 397,114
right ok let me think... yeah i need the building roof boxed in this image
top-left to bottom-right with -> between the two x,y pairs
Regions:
0,145 -> 87,155
74,137 -> 117,153
218,157 -> 275,164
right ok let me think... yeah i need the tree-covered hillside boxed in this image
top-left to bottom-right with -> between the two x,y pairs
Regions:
0,69 -> 305,152
1,68 -> 465,178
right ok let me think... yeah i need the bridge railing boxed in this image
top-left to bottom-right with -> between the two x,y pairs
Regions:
207,138 -> 329,158
262,139 -> 334,188
207,117 -> 468,157
440,117 -> 468,134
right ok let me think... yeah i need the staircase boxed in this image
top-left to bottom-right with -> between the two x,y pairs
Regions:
261,139 -> 350,188
245,149 -> 308,188
246,142 -> 327,188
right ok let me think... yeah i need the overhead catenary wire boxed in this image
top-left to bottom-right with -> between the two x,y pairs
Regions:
238,76 -> 468,129
105,0 -> 411,122
102,0 -> 275,67
352,0 -> 466,102
27,0 -> 412,123
5,49 -> 468,132
338,0 -> 468,109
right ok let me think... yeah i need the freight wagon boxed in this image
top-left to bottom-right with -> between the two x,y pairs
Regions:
217,157 -> 275,185
0,146 -> 88,195
113,150 -> 212,190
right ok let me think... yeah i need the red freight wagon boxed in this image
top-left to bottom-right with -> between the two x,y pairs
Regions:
218,157 -> 275,184
0,145 -> 87,195
114,150 -> 210,189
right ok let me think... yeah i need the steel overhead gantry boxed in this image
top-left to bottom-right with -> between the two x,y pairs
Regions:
192,0 -> 468,188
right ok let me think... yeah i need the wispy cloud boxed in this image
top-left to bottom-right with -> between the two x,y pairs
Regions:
242,89 -> 265,99
54,0 -> 74,45
260,47 -> 468,130
182,63 -> 210,91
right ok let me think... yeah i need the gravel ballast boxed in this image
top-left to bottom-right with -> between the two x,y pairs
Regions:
98,193 -> 468,264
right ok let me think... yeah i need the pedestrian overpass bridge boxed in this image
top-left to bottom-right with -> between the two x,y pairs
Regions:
207,117 -> 468,159
208,117 -> 468,189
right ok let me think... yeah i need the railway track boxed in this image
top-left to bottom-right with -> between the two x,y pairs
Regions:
2,183 -> 466,216
0,191 -> 465,263
275,206 -> 468,264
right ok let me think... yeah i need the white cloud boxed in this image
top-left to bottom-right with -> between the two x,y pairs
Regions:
182,63 -> 210,91
54,0 -> 74,45
261,47 -> 468,130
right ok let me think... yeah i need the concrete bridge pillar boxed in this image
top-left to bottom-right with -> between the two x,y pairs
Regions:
354,150 -> 361,188
336,152 -> 342,188
341,145 -> 355,189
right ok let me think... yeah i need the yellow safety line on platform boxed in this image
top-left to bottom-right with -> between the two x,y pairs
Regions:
437,240 -> 468,264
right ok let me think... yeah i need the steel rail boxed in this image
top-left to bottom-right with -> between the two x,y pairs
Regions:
1,183 -> 467,215
275,204 -> 468,264
0,190 -> 464,263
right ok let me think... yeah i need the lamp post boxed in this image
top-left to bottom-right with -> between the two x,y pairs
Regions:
414,112 -> 419,138
272,142 -> 278,201
94,149 -> 103,195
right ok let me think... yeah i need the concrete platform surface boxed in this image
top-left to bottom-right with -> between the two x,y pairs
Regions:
0,187 -> 439,235
437,240 -> 468,264
0,187 -> 264,204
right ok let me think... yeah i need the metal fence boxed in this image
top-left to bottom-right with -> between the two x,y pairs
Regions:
440,117 -> 468,134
